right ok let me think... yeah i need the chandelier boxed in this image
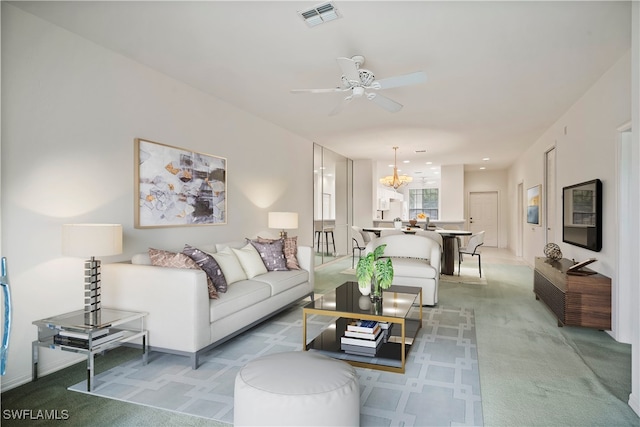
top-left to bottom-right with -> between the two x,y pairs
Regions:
379,146 -> 413,189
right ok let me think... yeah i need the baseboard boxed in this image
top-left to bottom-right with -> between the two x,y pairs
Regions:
1,355 -> 84,392
629,391 -> 640,417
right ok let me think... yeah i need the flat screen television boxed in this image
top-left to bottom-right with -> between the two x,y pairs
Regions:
562,179 -> 602,252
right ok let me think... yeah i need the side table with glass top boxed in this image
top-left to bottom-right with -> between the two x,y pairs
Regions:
303,282 -> 422,373
32,308 -> 148,391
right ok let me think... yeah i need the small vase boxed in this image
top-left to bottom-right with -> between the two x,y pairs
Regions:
394,221 -> 402,230
370,278 -> 383,302
358,282 -> 370,296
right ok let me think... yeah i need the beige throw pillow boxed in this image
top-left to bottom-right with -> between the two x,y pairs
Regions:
212,247 -> 247,285
232,243 -> 268,279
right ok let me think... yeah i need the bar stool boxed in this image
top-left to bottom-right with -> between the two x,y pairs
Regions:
315,227 -> 336,255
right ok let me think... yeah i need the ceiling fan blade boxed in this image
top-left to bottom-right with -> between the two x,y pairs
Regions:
329,96 -> 352,116
291,88 -> 346,94
336,57 -> 361,83
373,71 -> 427,90
368,92 -> 403,113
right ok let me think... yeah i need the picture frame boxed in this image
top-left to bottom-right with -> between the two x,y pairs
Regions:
527,185 -> 541,225
134,138 -> 226,228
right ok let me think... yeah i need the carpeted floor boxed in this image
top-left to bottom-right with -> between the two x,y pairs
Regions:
68,303 -> 482,426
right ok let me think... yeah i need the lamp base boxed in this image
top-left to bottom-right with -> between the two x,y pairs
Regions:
279,230 -> 288,239
84,257 -> 101,326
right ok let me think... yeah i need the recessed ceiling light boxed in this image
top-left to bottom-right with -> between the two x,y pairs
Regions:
414,171 -> 422,174
403,160 -> 410,163
426,161 -> 432,165
430,167 -> 438,170
480,167 -> 486,170
482,157 -> 490,161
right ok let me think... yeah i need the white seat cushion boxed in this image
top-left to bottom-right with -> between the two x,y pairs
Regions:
252,269 -> 310,296
209,280 -> 270,322
392,257 -> 438,279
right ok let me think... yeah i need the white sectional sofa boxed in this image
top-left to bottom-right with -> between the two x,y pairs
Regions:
102,241 -> 314,368
364,234 -> 441,306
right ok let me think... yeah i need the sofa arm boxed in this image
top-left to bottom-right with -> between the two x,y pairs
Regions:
101,263 -> 211,353
296,246 -> 314,288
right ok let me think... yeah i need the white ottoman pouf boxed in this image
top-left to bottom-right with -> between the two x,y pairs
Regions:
234,351 -> 360,426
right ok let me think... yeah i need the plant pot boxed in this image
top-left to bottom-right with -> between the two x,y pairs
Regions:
394,221 -> 402,229
358,282 -> 370,296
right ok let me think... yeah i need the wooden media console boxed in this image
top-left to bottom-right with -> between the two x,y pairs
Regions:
533,257 -> 611,329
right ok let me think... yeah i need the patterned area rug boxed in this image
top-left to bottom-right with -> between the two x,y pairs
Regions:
69,304 -> 482,426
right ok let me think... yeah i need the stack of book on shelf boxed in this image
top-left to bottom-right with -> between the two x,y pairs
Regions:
341,320 -> 385,357
54,328 -> 125,349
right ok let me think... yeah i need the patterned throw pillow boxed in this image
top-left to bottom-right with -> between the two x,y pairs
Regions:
183,245 -> 228,294
148,248 -> 218,299
257,236 -> 300,270
248,238 -> 288,271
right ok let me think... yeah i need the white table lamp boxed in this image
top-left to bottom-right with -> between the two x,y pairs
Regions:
62,224 -> 123,326
268,212 -> 298,238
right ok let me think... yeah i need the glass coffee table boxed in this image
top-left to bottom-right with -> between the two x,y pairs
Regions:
303,281 -> 422,373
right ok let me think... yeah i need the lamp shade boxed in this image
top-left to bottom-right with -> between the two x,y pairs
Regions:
61,224 -> 123,257
268,212 -> 298,230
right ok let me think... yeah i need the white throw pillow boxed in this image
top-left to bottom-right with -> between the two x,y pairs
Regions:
232,243 -> 268,279
212,247 -> 247,284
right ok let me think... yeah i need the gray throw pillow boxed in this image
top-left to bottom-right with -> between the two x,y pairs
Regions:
248,238 -> 288,271
183,245 -> 228,293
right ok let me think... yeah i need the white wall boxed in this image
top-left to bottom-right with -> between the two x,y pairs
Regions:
509,46 -> 637,416
440,164 -> 465,220
1,5 -> 313,390
353,159 -> 374,227
464,169 -> 509,248
508,50 -> 630,274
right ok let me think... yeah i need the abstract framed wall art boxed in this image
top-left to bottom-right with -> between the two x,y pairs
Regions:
135,138 -> 226,228
527,184 -> 541,225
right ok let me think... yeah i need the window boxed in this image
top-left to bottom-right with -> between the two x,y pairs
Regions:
409,188 -> 439,220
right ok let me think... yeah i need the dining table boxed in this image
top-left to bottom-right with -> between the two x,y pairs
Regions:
361,227 -> 472,275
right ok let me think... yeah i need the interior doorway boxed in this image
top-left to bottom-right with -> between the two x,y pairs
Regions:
545,147 -> 557,244
517,181 -> 524,257
468,191 -> 498,247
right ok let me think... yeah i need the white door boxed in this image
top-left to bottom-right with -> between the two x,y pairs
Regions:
469,192 -> 498,247
545,147 -> 556,243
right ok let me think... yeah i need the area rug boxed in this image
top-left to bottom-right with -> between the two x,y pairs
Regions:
69,304 -> 482,426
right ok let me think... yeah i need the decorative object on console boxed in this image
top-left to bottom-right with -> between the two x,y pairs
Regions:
527,185 -> 541,225
543,243 -> 563,261
409,219 -> 417,227
355,244 -> 394,301
62,224 -> 123,326
380,147 -> 413,189
268,212 -> 298,238
135,138 -> 226,228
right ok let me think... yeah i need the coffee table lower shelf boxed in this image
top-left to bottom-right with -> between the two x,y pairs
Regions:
305,318 -> 421,373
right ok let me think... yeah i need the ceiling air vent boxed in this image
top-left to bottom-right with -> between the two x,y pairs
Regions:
299,2 -> 340,27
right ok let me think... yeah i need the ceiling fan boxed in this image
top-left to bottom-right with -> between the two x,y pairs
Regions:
291,55 -> 427,116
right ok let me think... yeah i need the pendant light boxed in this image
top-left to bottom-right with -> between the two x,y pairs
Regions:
380,147 -> 412,189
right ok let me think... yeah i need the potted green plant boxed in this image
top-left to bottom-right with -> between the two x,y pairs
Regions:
356,244 -> 394,301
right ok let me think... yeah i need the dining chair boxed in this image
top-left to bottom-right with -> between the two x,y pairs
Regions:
351,226 -> 367,268
458,231 -> 485,277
